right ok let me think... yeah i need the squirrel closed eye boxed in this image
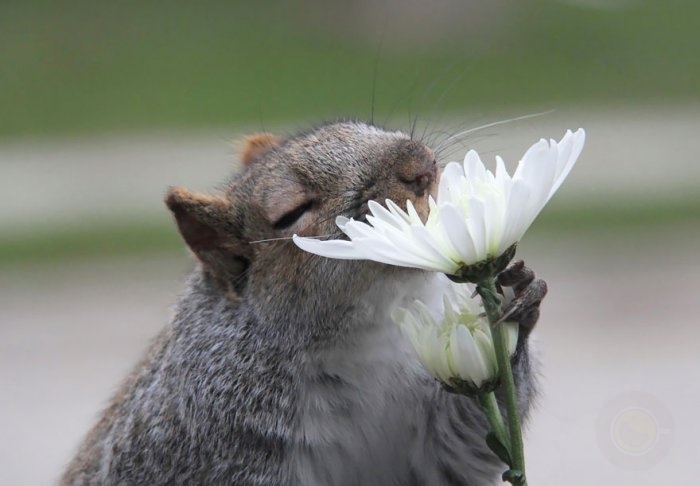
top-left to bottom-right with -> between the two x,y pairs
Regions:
273,200 -> 315,230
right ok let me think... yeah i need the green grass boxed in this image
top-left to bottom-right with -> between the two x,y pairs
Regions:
2,198 -> 698,268
1,0 -> 699,138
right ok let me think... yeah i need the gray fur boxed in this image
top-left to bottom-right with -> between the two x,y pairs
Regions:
62,121 -> 538,485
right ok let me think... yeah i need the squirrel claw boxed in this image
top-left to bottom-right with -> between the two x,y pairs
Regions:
496,262 -> 547,335
497,260 -> 534,293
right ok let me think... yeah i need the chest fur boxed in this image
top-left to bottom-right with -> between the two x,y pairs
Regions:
292,323 -> 428,485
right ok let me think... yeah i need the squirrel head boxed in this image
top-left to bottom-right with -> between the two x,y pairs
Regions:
166,121 -> 438,328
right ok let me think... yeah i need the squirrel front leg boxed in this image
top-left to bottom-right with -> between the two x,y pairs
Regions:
497,260 -> 548,339
494,259 -> 545,415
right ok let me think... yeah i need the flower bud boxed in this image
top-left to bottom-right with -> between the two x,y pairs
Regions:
393,278 -> 518,395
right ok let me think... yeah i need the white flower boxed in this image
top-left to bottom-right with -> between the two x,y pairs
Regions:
393,276 -> 518,391
293,128 -> 585,277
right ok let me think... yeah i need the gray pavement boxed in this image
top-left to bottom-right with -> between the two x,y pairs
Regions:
1,105 -> 699,235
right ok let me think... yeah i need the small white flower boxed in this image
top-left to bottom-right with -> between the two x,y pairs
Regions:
293,129 -> 585,277
393,276 -> 518,391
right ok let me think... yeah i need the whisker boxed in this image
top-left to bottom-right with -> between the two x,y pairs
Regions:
414,60 -> 466,142
249,234 -> 336,244
428,116 -> 490,153
431,118 -> 501,153
410,114 -> 418,140
440,110 -> 554,147
418,61 -> 475,143
434,133 -> 494,162
433,115 -> 524,155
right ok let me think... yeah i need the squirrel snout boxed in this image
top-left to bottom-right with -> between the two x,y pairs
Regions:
396,155 -> 438,198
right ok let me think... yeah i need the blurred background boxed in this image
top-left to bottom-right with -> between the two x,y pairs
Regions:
1,0 -> 698,484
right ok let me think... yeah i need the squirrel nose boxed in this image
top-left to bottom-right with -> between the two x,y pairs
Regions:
397,156 -> 438,197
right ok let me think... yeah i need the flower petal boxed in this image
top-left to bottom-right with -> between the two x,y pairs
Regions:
453,324 -> 490,385
292,235 -> 360,259
385,199 -> 412,224
504,322 -> 519,356
548,128 -> 585,200
464,150 -> 487,183
464,197 -> 487,261
335,215 -> 350,230
473,328 -> 498,380
424,329 -> 452,382
407,225 -> 461,273
438,162 -> 466,206
438,203 -> 478,264
500,179 -> 531,252
342,218 -> 384,240
367,200 -> 406,230
351,237 -> 448,271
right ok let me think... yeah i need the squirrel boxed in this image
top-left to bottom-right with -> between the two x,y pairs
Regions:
61,121 -> 546,485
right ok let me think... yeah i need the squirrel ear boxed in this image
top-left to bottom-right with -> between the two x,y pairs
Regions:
165,187 -> 251,292
240,132 -> 282,167
165,187 -> 231,252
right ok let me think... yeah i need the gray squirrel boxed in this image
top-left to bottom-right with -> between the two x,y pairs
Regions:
62,121 -> 546,485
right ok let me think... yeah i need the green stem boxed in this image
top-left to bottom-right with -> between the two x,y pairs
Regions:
479,391 -> 511,451
477,278 -> 528,486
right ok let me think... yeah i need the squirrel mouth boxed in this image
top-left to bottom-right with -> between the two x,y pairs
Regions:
346,200 -> 370,222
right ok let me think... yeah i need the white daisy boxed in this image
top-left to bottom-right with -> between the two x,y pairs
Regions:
293,128 -> 585,280
392,276 -> 519,392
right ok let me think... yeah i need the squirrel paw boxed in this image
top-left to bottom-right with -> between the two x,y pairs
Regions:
495,260 -> 547,336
